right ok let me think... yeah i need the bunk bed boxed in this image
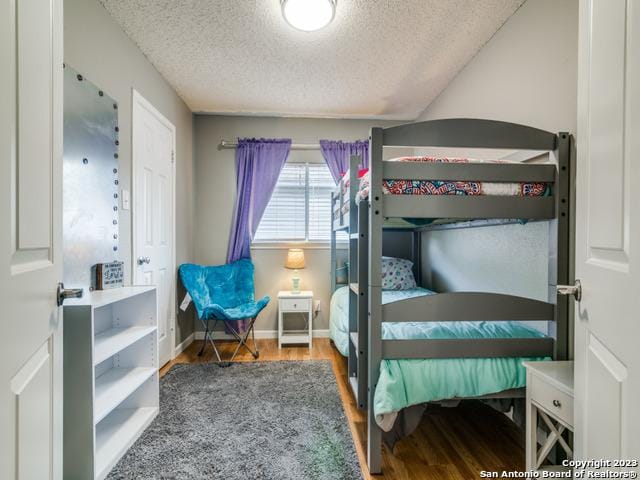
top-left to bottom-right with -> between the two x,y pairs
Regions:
329,118 -> 572,474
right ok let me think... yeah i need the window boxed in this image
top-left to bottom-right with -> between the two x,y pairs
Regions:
254,162 -> 338,243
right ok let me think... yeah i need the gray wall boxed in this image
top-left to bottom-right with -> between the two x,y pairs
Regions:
64,0 -> 196,345
417,0 -> 578,336
193,115 -> 405,332
418,0 -> 578,133
422,222 -> 549,299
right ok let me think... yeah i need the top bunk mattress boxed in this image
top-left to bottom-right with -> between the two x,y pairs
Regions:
337,156 -> 551,206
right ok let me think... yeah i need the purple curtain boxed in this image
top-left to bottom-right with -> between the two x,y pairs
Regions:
226,138 -> 290,333
319,139 -> 369,184
227,138 -> 291,263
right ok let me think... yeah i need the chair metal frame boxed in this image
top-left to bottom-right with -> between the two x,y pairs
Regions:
198,316 -> 259,365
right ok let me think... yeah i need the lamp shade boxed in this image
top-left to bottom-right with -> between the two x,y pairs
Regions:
284,248 -> 305,269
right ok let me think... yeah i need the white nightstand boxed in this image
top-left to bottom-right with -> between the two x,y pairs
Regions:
524,361 -> 574,472
277,291 -> 313,349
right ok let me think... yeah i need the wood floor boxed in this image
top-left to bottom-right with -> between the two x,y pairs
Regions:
161,338 -> 525,479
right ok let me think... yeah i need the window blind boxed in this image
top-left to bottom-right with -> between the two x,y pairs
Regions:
254,163 -> 306,241
308,164 -> 335,241
254,162 -> 341,243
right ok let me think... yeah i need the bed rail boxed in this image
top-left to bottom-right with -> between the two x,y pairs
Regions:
381,337 -> 554,360
382,161 -> 556,183
381,292 -> 554,323
383,195 -> 555,220
381,118 -> 557,150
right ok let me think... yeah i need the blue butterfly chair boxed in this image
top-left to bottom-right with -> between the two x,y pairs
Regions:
178,259 -> 270,364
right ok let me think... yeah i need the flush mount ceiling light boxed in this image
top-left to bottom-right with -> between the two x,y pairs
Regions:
281,0 -> 336,32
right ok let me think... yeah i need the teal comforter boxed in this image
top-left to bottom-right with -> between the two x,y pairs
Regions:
329,286 -> 432,356
328,286 -> 549,430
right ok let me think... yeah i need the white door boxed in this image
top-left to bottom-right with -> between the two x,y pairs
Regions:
132,91 -> 176,367
0,0 -> 64,479
574,0 -> 640,468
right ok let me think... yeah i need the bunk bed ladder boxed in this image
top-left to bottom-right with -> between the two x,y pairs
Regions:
347,156 -> 368,409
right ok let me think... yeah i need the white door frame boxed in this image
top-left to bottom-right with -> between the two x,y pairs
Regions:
131,89 -> 176,361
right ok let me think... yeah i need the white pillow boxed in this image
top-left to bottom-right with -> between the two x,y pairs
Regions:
381,256 -> 417,290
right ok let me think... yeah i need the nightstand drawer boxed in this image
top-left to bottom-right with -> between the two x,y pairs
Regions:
280,298 -> 311,311
530,374 -> 573,427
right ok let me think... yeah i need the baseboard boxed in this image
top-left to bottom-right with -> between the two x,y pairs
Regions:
174,332 -> 195,357
194,329 -> 330,340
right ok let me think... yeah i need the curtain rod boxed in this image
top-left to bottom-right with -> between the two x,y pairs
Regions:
219,140 -> 321,150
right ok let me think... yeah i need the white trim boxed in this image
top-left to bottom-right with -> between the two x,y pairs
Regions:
194,111 -> 412,121
194,329 -> 329,340
173,332 -> 195,357
131,89 -> 177,362
251,243 -> 347,251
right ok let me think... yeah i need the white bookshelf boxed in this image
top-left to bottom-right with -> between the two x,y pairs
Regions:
63,286 -> 159,480
95,407 -> 158,478
94,366 -> 157,423
94,326 -> 157,365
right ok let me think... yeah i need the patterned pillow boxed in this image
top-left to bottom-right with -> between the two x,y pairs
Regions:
381,256 -> 417,290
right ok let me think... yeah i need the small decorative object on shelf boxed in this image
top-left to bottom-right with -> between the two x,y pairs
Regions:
284,248 -> 305,294
91,261 -> 124,290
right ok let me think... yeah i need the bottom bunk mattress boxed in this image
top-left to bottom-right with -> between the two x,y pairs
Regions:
375,320 -> 549,432
328,286 -> 550,432
329,286 -> 432,356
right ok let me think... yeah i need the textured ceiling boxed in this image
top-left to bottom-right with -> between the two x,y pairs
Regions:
99,0 -> 524,120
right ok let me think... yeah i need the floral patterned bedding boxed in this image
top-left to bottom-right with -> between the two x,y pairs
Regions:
339,156 -> 551,205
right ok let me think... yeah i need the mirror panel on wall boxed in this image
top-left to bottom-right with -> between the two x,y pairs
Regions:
63,65 -> 120,289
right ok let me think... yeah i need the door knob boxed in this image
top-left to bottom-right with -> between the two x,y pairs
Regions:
557,279 -> 582,302
57,282 -> 83,306
137,256 -> 151,265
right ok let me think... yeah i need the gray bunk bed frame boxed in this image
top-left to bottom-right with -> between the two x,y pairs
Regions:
329,118 -> 572,474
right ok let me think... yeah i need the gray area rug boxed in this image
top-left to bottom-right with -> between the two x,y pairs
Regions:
107,361 -> 362,480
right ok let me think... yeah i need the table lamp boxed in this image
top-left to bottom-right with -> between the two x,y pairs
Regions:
285,248 -> 305,294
